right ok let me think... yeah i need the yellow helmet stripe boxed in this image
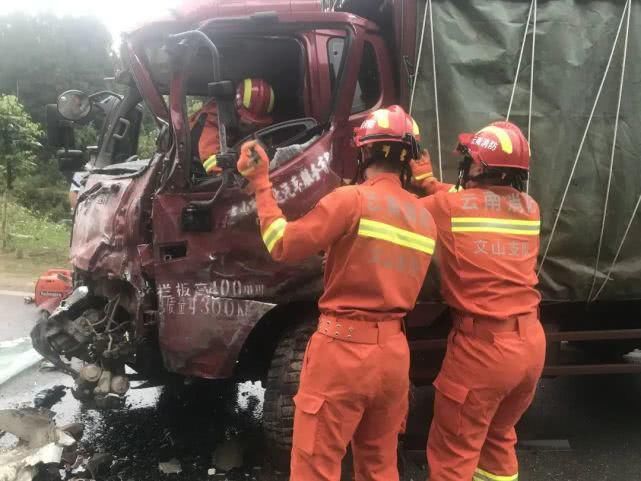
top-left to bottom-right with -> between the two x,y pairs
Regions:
267,86 -> 275,113
478,126 -> 513,154
374,109 -> 390,129
414,172 -> 434,181
243,78 -> 252,109
412,119 -> 420,136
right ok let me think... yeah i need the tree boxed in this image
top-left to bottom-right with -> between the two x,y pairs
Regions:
0,14 -> 115,221
0,95 -> 42,246
0,13 -> 115,125
0,95 -> 41,188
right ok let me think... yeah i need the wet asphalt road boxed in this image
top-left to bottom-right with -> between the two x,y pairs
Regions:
2,296 -> 641,480
0,293 -> 39,341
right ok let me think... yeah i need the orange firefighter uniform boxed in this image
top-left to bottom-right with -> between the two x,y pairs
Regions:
189,78 -> 275,174
412,123 -> 545,481
237,106 -> 436,481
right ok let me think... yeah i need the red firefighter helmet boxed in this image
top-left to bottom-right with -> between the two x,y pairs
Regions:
235,78 -> 275,127
354,105 -> 421,148
457,121 -> 530,171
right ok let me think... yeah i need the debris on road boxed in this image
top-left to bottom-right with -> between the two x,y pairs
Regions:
33,385 -> 67,409
86,452 -> 114,479
623,349 -> 641,364
158,458 -> 183,474
0,408 -> 80,481
59,423 -> 84,443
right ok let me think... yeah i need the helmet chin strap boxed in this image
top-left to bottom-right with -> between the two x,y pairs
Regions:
456,155 -> 474,191
350,148 -> 372,185
350,146 -> 413,189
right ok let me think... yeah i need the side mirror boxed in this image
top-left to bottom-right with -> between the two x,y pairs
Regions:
46,104 -> 75,150
57,90 -> 91,121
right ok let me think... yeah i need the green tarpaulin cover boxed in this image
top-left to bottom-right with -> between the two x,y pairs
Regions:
411,0 -> 641,302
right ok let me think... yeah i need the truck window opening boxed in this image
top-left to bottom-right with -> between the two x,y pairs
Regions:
352,41 -> 380,114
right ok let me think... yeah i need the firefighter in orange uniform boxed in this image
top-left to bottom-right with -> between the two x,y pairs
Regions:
191,78 -> 275,174
411,122 -> 545,481
237,105 -> 437,481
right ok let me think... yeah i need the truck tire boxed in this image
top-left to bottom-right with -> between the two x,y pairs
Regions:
263,321 -> 316,470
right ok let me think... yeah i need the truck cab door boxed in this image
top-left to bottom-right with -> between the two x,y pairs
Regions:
151,121 -> 340,379
330,32 -> 397,180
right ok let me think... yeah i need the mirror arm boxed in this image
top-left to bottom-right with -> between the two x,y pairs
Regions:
88,90 -> 123,101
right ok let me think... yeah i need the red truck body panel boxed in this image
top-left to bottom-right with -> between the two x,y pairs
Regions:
69,2 -> 434,380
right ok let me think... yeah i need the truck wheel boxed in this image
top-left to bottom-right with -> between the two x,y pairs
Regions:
263,321 -> 316,470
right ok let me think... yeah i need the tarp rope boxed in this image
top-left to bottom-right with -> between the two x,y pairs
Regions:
592,195 -> 641,302
590,0 -> 632,302
526,0 -> 537,194
409,2 -> 429,114
537,1 -> 629,277
505,1 -> 534,122
410,0 -> 442,180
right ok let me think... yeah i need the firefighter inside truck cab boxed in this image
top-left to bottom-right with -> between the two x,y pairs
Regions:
236,105 -> 436,481
190,78 -> 274,174
411,122 -> 545,481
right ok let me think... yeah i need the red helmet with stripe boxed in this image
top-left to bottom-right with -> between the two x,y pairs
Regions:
457,121 -> 530,171
354,105 -> 421,148
235,78 -> 275,127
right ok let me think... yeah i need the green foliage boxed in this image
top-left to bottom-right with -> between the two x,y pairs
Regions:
0,14 -> 115,221
2,196 -> 69,260
0,95 -> 42,190
0,13 -> 115,125
75,123 -> 100,148
138,125 -> 159,159
12,156 -> 69,222
187,97 -> 204,116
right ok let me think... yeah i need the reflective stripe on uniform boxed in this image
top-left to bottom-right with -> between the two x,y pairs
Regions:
473,468 -> 518,481
203,154 -> 217,173
243,78 -> 252,108
451,217 -> 540,235
414,172 -> 434,181
262,218 -> 287,253
358,218 -> 435,255
448,185 -> 463,193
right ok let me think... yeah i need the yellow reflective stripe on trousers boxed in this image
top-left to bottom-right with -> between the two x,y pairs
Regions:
474,468 -> 518,481
451,217 -> 540,235
262,218 -> 287,253
358,218 -> 435,255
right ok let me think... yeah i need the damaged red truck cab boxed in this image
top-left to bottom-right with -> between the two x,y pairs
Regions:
35,2 -> 426,454
34,0 -> 641,464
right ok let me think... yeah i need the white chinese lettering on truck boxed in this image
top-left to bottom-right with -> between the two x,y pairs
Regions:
226,152 -> 331,225
157,281 -> 267,319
